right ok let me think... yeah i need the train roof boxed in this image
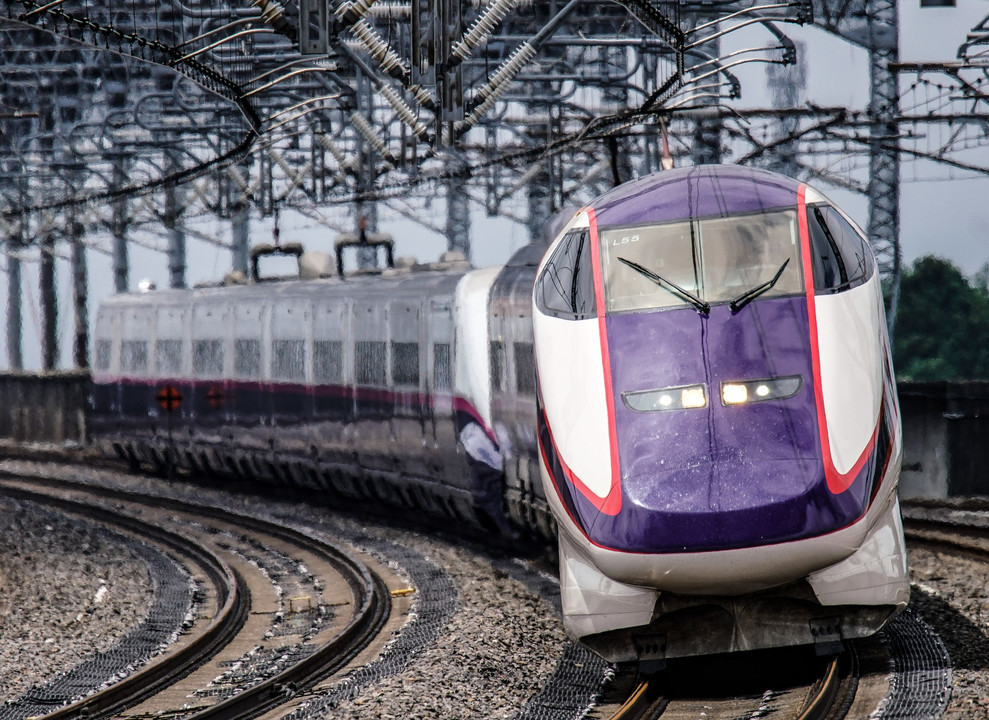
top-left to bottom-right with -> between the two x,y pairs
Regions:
589,164 -> 805,228
100,264 -> 471,310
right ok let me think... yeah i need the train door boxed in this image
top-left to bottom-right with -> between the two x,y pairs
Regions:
190,303 -> 231,442
428,300 -> 458,479
505,272 -> 550,537
389,296 -> 427,478
269,299 -> 312,456
154,304 -> 190,433
231,302 -> 266,447
312,298 -> 349,445
489,262 -> 553,539
91,307 -> 121,425
351,298 -> 389,471
119,306 -> 154,425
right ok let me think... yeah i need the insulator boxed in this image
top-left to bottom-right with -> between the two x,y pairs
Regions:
473,0 -> 532,6
368,2 -> 411,19
335,0 -> 377,20
350,112 -> 390,157
316,134 -> 349,167
315,135 -> 353,179
409,83 -> 437,111
226,165 -> 250,192
251,0 -> 290,34
473,41 -> 537,106
507,160 -> 545,196
268,148 -> 300,181
257,0 -> 283,23
350,18 -> 407,75
450,0 -> 518,62
460,41 -> 538,132
379,84 -> 429,140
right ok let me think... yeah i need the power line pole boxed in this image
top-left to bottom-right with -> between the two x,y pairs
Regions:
865,0 -> 901,336
71,220 -> 88,369
6,228 -> 23,370
446,172 -> 471,259
112,158 -> 129,293
40,228 -> 57,371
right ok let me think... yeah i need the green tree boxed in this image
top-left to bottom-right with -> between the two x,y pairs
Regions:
893,256 -> 989,381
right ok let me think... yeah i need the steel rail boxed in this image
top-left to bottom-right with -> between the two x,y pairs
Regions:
0,480 -> 251,720
903,513 -> 989,556
607,651 -> 846,720
0,470 -> 392,720
608,679 -> 666,719
795,654 -> 843,720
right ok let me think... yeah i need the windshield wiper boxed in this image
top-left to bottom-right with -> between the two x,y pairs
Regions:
729,258 -> 790,312
617,257 -> 710,314
828,256 -> 868,293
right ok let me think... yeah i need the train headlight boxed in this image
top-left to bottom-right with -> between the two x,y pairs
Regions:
681,386 -> 707,408
720,376 -> 803,405
722,383 -> 748,404
622,384 -> 708,412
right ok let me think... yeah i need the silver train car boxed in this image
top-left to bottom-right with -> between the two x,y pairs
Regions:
90,244 -> 554,541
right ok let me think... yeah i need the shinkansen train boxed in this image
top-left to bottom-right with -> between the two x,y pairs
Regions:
90,164 -> 909,665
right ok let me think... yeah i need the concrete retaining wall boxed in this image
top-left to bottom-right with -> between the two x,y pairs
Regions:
0,371 -> 90,445
898,381 -> 989,499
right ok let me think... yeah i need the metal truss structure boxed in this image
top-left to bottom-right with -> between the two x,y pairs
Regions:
0,0 -> 986,369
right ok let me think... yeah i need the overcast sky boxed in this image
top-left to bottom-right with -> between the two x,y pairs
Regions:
3,0 -> 988,371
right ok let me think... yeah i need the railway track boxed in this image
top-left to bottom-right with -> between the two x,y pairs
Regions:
604,647 -> 854,720
902,500 -> 989,556
0,471 -> 394,720
0,455 -> 969,720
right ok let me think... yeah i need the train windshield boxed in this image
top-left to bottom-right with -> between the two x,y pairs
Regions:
599,209 -> 803,313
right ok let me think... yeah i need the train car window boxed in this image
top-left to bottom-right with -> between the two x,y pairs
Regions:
490,340 -> 506,392
600,210 -> 804,313
272,339 -> 305,382
95,339 -> 112,372
192,339 -> 224,377
535,229 -> 596,320
121,341 -> 148,374
234,339 -> 261,378
600,222 -> 696,312
698,211 -> 803,303
314,341 -> 343,384
807,204 -> 874,293
433,343 -> 453,390
392,342 -> 420,386
433,343 -> 452,390
514,342 -> 536,395
156,340 -> 183,375
355,340 -> 387,386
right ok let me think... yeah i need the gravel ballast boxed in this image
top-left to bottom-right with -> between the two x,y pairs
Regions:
0,460 -> 593,718
0,496 -> 154,701
10,455 -> 989,719
908,547 -> 989,719
314,527 -> 571,720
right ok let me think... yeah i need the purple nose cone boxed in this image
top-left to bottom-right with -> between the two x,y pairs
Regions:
591,165 -> 803,227
583,296 -> 879,554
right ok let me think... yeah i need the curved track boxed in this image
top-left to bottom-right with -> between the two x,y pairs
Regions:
0,484 -> 248,720
2,456 -> 978,720
607,649 -> 853,720
0,472 -> 391,720
903,501 -> 989,556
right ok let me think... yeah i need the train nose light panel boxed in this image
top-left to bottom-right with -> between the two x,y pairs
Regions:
720,375 -> 803,405
622,384 -> 708,412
